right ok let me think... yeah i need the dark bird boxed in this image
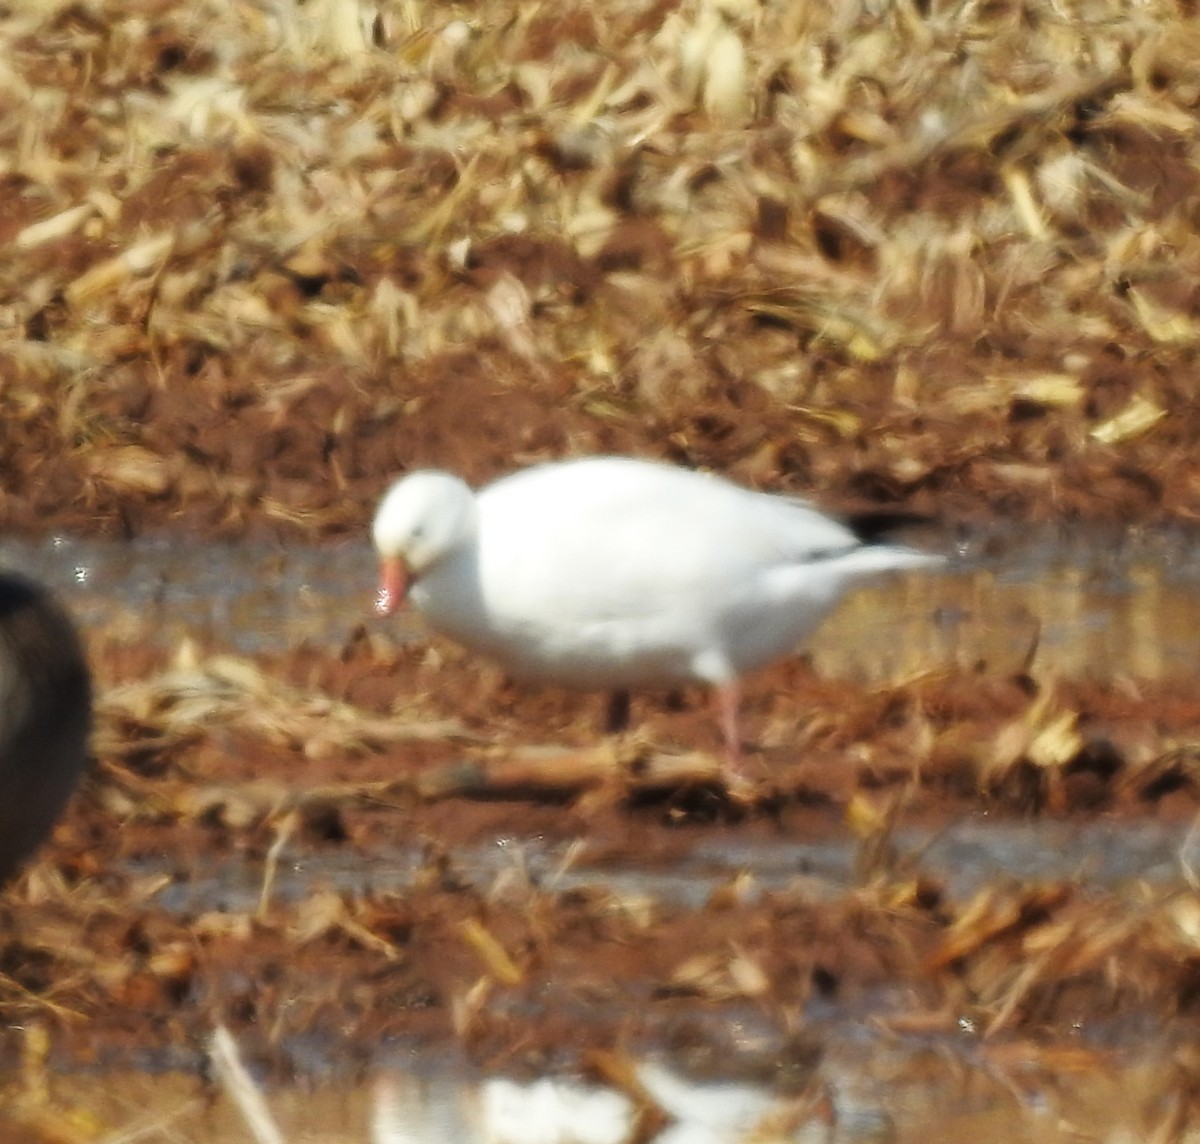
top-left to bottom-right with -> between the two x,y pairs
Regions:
0,572 -> 91,885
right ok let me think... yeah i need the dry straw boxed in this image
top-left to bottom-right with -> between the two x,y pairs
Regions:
0,0 -> 1199,529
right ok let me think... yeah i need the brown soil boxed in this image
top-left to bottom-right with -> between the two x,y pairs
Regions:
3,0 -> 1200,541
5,0 -> 1200,1133
4,633 -> 1200,1093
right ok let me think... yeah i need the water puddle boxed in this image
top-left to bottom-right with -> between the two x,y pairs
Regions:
3,522 -> 1200,680
18,1036 -> 1185,1144
0,534 -> 380,652
822,522 -> 1200,683
134,813 -> 1200,919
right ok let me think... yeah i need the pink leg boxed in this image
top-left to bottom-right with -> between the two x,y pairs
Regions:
714,681 -> 746,781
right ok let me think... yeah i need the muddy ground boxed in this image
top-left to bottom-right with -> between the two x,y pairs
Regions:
5,0 -> 1200,1136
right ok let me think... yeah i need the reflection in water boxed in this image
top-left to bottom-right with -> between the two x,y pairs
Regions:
1,523 -> 1198,680
32,1040 -> 1188,1144
811,523 -> 1200,683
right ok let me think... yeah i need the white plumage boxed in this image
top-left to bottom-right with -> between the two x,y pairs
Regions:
372,456 -> 942,781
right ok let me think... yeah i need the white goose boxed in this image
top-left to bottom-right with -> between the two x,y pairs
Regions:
372,456 -> 942,783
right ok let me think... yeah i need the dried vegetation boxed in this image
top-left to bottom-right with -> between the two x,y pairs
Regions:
2,0 -> 1200,534
5,0 -> 1200,1134
6,634 -> 1200,1090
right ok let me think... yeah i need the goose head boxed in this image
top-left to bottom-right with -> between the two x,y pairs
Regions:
372,470 -> 477,616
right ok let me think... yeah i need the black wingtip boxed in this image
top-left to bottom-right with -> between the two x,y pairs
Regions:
845,509 -> 939,544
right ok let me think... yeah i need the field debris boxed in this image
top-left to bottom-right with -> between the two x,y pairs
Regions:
5,0 -> 1200,1133
0,630 -> 1195,1080
3,0 -> 1200,537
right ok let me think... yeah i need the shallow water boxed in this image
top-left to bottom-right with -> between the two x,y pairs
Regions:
25,1035 -> 1185,1144
134,811 -> 1200,922
0,533 -> 381,652
4,522 -> 1200,680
